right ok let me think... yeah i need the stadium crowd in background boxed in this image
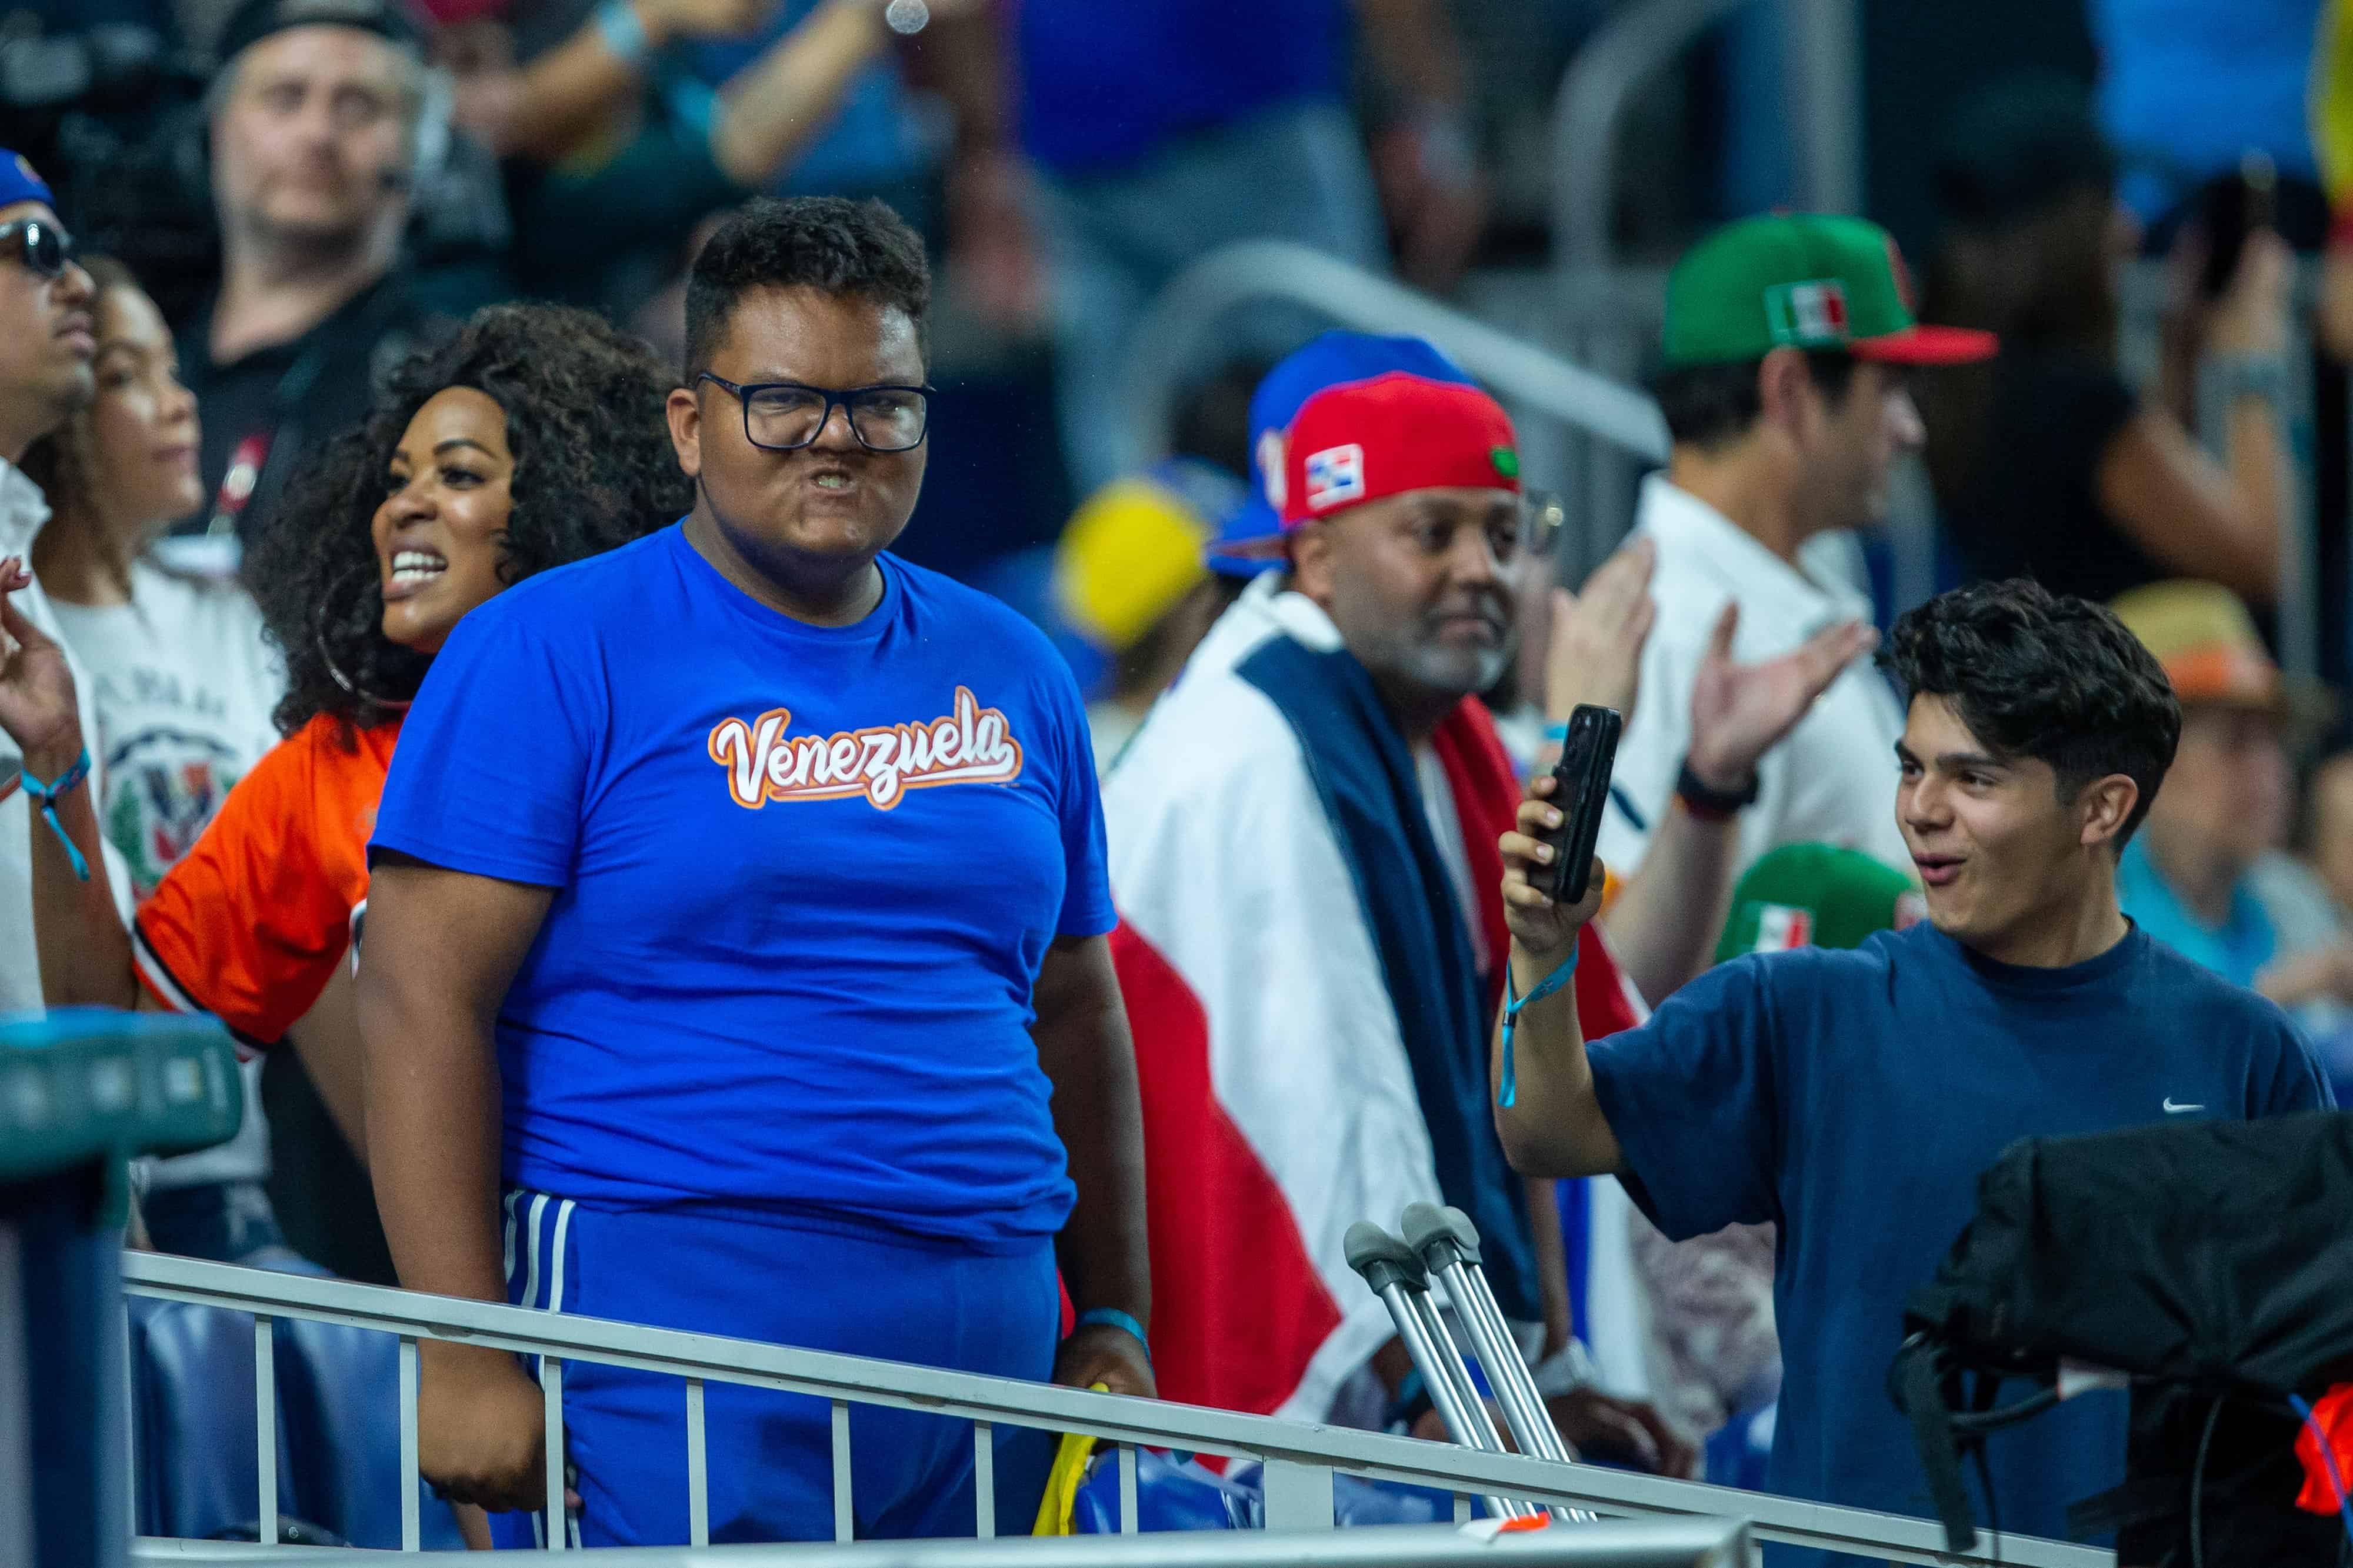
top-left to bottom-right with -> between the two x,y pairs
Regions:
6,0 -> 2353,1554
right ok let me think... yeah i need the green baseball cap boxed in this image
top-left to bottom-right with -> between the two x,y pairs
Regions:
1662,213 -> 1998,369
1713,842 -> 1929,964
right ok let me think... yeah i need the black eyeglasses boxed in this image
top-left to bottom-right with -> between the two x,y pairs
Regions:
0,218 -> 75,281
696,373 -> 933,453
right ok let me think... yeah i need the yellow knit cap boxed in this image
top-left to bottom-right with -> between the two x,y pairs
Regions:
1052,476 -> 1212,653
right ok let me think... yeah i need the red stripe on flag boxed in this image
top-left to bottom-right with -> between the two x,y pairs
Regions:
1112,920 -> 1345,1417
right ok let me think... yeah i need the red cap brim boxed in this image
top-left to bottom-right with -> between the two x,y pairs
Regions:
1852,324 -> 1998,365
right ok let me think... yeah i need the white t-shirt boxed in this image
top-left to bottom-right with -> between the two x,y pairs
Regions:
49,559 -> 284,1191
1598,475 -> 1911,882
0,462 -> 124,1015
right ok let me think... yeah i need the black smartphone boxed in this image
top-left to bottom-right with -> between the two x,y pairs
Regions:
2197,151 -> 2277,300
1543,704 -> 1621,905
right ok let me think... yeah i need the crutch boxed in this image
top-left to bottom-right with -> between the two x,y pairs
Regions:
1343,1222 -> 1539,1522
1403,1202 -> 1599,1523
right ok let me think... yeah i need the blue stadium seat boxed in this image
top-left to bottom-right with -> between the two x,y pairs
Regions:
1074,1449 -> 1259,1532
126,1293 -> 303,1540
259,1256 -> 468,1550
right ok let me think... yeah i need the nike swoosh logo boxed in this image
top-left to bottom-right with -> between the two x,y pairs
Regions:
2162,1098 -> 2204,1115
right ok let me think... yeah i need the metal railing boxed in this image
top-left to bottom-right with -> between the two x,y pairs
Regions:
1121,240 -> 1668,469
134,1519 -> 1756,1566
1551,0 -> 1861,273
124,1253 -> 2111,1566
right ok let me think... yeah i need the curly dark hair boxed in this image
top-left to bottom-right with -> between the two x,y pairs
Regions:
682,196 -> 930,381
246,303 -> 694,738
1880,578 -> 2181,849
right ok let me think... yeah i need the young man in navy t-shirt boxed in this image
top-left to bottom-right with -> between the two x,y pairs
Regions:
1492,579 -> 2332,1564
355,198 -> 1152,1546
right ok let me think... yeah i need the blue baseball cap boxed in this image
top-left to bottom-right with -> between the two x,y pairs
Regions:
1223,331 -> 1481,559
0,151 -> 56,215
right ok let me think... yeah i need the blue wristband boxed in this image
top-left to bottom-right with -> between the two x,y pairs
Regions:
1074,1307 -> 1150,1363
19,747 -> 91,883
594,0 -> 649,65
1541,721 -> 1569,743
1496,943 -> 1579,1109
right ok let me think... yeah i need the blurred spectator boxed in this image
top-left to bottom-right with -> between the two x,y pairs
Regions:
1104,334 -> 1690,1475
1605,215 -> 1976,900
178,0 -> 448,548
439,0 -> 967,315
2304,748 -> 2353,916
940,0 -> 1485,492
1051,458 -> 1251,776
1921,75 -> 2297,607
18,256 -> 286,1263
0,153 -> 116,1017
2089,0 -> 2327,235
0,303 -> 687,1289
2319,0 -> 2353,360
2110,581 -> 2353,1026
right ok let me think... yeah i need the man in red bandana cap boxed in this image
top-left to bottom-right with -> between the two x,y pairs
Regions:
1102,335 -> 1689,1464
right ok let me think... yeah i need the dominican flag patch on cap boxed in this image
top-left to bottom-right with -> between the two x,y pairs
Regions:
1764,279 -> 1849,346
1304,443 -> 1365,512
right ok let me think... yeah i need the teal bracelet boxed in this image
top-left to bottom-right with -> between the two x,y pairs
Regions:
1541,720 -> 1569,743
19,746 -> 91,882
1075,1307 -> 1151,1364
1497,944 -> 1579,1109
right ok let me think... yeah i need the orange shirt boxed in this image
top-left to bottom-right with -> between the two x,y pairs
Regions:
132,713 -> 399,1049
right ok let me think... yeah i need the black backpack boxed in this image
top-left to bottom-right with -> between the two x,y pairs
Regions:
1892,1111 -> 2353,1563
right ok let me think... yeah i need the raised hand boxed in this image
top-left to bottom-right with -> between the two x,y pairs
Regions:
0,558 -> 85,775
1543,537 -> 1655,724
1685,603 -> 1875,794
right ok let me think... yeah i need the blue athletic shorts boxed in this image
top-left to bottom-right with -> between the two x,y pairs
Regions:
488,1189 -> 1061,1547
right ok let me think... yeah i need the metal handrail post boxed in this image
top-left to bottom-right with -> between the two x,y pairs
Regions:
1549,0 -> 1758,279
1119,241 -> 1668,473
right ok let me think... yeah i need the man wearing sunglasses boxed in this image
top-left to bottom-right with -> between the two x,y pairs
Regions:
0,151 -> 119,1016
356,196 -> 1147,1544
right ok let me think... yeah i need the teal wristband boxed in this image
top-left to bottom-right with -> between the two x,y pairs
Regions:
1497,943 -> 1579,1109
1075,1307 -> 1150,1363
19,746 -> 91,883
1542,721 -> 1569,743
595,0 -> 649,65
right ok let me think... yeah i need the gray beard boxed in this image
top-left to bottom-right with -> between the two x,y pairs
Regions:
1391,637 -> 1514,702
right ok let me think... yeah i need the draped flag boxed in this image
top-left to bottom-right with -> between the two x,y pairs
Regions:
1106,579 -> 1641,1422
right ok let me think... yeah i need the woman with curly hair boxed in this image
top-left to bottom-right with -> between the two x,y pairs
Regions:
0,301 -> 691,1272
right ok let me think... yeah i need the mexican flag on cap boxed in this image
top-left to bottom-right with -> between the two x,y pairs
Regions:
1663,213 -> 1998,368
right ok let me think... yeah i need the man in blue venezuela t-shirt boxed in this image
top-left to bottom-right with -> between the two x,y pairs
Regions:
356,197 -> 1152,1547
1491,578 -> 2332,1566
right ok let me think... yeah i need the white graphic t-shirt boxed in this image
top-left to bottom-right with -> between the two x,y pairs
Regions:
51,559 -> 284,1190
